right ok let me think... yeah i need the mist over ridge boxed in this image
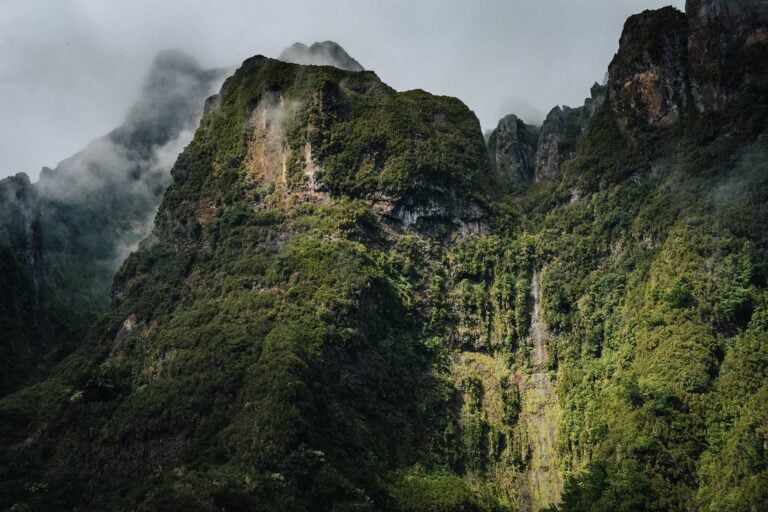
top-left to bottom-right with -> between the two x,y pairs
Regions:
0,0 -> 684,180
3,1 -> 768,511
0,49 -> 227,395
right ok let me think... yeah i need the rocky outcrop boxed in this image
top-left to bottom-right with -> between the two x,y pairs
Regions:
686,0 -> 768,112
279,41 -> 364,71
606,7 -> 689,135
604,1 -> 768,135
579,82 -> 607,130
497,2 -> 765,180
534,105 -> 581,182
487,114 -> 538,184
386,193 -> 487,235
489,84 -> 606,184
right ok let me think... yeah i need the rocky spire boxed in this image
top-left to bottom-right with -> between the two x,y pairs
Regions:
487,114 -> 538,184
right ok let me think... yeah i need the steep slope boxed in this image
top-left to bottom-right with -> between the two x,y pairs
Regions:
533,105 -> 582,182
535,3 -> 768,510
0,51 -> 227,396
487,114 -> 538,184
0,55 -> 499,511
2,2 -> 768,511
462,2 -> 768,510
687,0 -> 768,113
487,83 -> 606,186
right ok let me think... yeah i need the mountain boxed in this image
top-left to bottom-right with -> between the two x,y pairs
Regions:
2,3 -> 768,511
0,54 -> 493,512
279,41 -> 365,71
0,50 -> 227,396
487,83 -> 607,186
487,114 -> 538,184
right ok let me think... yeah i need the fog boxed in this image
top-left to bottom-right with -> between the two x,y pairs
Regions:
1,0 -> 683,179
0,49 -> 226,275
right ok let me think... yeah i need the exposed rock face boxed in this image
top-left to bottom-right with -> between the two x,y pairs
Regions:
493,4 -> 764,181
686,0 -> 768,112
489,84 -> 606,184
534,105 -> 581,182
278,41 -> 364,71
0,51 -> 227,396
604,1 -> 768,135
387,193 -> 487,235
487,114 -> 538,184
607,7 -> 689,134
159,56 -> 488,239
579,82 -> 608,130
489,7 -> 699,185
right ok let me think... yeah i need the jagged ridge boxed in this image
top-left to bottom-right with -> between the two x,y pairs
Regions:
0,51 -> 226,396
2,2 -> 768,511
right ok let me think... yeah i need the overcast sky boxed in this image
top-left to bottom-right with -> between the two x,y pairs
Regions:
1,0 -> 684,180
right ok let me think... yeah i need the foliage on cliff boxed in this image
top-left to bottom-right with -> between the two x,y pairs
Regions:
0,56 -> 505,512
3,4 -> 768,511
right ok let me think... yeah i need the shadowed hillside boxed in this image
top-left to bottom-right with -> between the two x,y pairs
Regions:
2,2 -> 768,510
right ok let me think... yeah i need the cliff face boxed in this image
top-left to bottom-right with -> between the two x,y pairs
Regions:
487,114 -> 538,184
579,82 -> 608,130
0,51 -> 226,396
161,56 -> 488,234
534,105 -> 581,182
488,84 -> 606,184
2,5 -> 768,512
607,7 -> 689,134
687,0 -> 768,112
604,0 -> 768,136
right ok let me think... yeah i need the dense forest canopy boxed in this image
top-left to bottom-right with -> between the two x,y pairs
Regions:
1,1 -> 767,510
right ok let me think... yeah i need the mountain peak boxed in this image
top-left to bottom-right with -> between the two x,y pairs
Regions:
149,49 -> 203,74
278,41 -> 364,71
487,114 -> 537,184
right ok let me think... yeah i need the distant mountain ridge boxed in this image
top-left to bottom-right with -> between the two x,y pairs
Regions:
0,50 -> 227,396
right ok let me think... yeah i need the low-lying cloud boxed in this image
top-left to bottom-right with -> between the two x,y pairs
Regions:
1,50 -> 227,271
1,0 -> 685,181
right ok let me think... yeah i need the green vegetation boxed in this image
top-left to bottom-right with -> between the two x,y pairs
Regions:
536,102 -> 768,510
2,15 -> 768,510
0,52 -> 223,397
0,57 -> 504,511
